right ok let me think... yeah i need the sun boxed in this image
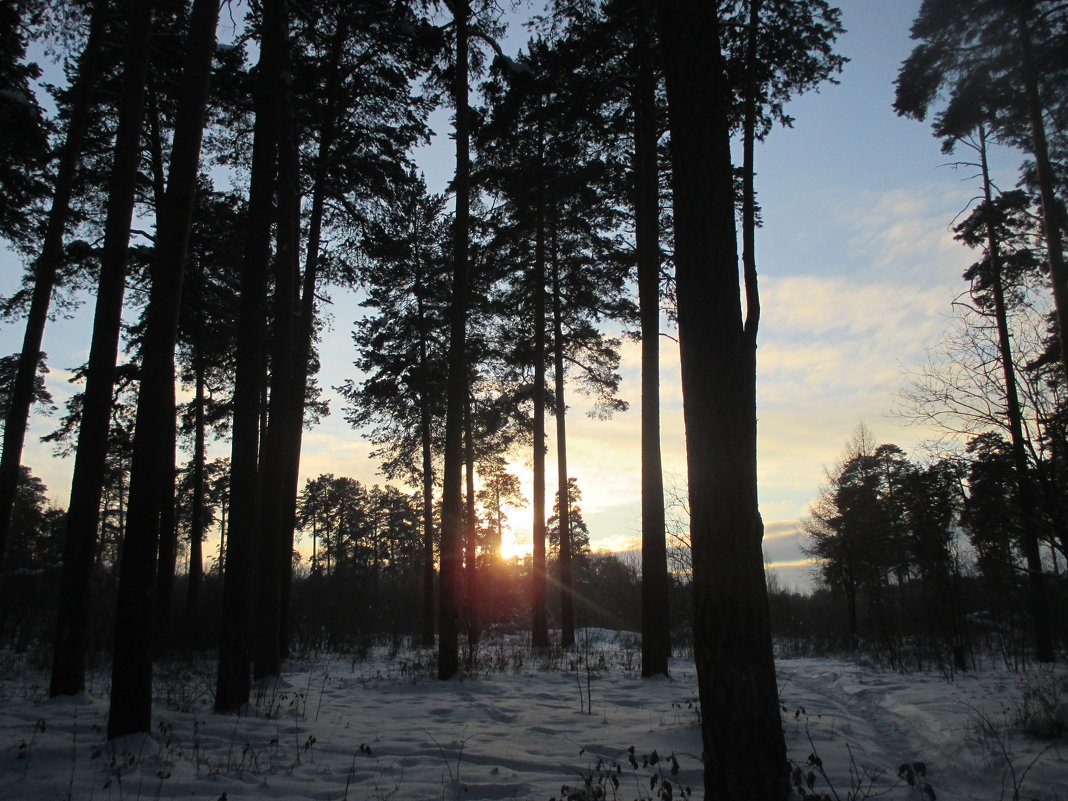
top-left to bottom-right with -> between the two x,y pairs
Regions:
498,536 -> 533,561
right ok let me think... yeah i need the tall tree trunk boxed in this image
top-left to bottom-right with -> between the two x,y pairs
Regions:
1015,6 -> 1068,384
656,1 -> 787,798
50,0 -> 155,699
417,290 -> 436,645
0,0 -> 105,636
276,17 -> 348,659
218,496 -> 226,574
274,186 -> 311,663
143,83 -> 178,656
551,227 -> 574,648
186,338 -> 206,616
438,0 -> 470,680
255,46 -> 299,680
215,0 -> 285,713
635,0 -> 669,678
464,397 -> 478,649
0,2 -> 108,572
741,0 -> 762,467
153,379 -> 177,653
420,295 -> 436,648
531,203 -> 549,650
977,125 -> 1053,663
106,0 -> 218,738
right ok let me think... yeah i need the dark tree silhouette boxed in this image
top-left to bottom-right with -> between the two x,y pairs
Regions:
439,0 -> 472,679
0,0 -> 50,251
630,0 -> 669,677
253,12 -> 300,681
339,178 -> 450,649
50,0 -> 155,699
0,0 -> 104,581
656,0 -> 787,796
176,189 -> 244,619
107,0 -> 219,739
952,133 -> 1053,663
215,0 -> 288,713
895,0 -> 1068,383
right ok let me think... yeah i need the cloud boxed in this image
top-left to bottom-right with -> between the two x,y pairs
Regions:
833,182 -> 979,278
767,558 -> 819,569
761,274 -> 951,344
298,423 -> 380,486
763,520 -> 799,541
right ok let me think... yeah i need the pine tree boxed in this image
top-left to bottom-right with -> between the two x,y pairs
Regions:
50,0 -> 155,699
107,0 -> 220,738
215,0 -> 288,713
0,0 -> 105,581
895,0 -> 1068,383
951,131 -> 1053,663
656,0 -> 787,795
438,0 -> 472,679
339,176 -> 450,648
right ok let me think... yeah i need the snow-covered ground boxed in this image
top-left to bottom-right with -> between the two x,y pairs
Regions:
1,632 -> 1065,800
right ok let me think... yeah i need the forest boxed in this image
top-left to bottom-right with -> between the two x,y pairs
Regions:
0,0 -> 1066,799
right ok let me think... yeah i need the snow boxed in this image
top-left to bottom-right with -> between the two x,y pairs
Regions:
1,633 -> 1066,800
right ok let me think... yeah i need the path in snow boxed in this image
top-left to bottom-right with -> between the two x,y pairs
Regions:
0,638 -> 1065,800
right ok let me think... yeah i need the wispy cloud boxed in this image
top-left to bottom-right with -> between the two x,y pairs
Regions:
764,521 -> 799,541
767,558 -> 820,570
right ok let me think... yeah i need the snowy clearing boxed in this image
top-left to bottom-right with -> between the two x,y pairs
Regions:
1,632 -> 1066,801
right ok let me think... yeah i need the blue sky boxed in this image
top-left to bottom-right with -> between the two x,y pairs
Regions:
1,0 -> 1022,589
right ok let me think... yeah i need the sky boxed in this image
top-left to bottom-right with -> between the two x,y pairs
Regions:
0,0 -> 1024,591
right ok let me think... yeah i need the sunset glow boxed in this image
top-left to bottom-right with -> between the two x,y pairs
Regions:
498,537 -> 533,561
0,2 -> 1019,597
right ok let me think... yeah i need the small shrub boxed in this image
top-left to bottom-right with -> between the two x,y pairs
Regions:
554,747 -> 692,801
1011,673 -> 1068,738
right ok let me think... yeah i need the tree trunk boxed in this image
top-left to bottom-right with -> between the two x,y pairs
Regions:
274,187 -> 311,664
741,0 -> 762,455
186,337 -> 206,617
464,397 -> 478,649
0,0 -> 106,576
218,496 -> 226,574
1015,6 -> 1068,385
977,126 -> 1053,663
153,379 -> 177,653
656,1 -> 787,797
420,298 -> 436,648
50,0 -> 155,700
551,226 -> 574,648
531,202 -> 549,650
438,0 -> 470,680
419,318 -> 436,647
635,0 -> 669,678
255,46 -> 300,680
106,0 -> 218,738
276,18 -> 348,658
215,0 -> 285,713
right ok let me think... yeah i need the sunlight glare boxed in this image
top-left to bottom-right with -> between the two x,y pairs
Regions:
498,537 -> 533,561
